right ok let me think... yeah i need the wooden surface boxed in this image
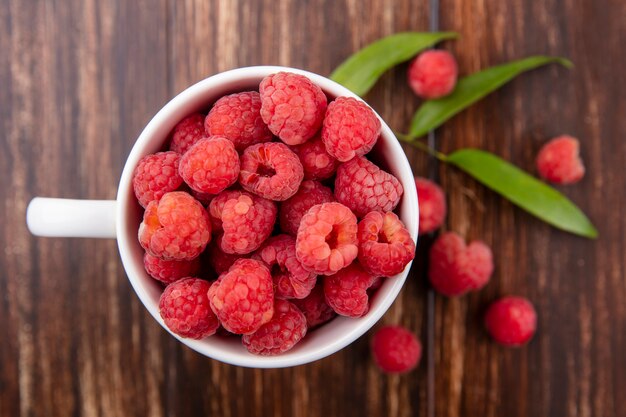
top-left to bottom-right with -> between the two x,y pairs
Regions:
1,0 -> 625,416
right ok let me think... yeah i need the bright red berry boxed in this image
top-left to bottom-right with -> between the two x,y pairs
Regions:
292,283 -> 336,328
324,262 -> 377,318
179,136 -> 240,195
132,152 -> 183,208
371,325 -> 421,373
536,135 -> 585,184
290,133 -> 339,181
408,50 -> 458,99
207,189 -> 246,233
415,177 -> 446,234
279,180 -> 335,236
169,113 -> 207,154
485,296 -> 537,347
143,252 -> 200,284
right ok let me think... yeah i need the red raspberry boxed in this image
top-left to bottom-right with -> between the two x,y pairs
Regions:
242,299 -> 307,355
259,72 -> 327,145
139,192 -> 211,261
207,189 -> 245,232
205,91 -> 273,152
485,296 -> 537,347
279,180 -> 335,236
292,283 -> 336,328
323,262 -> 377,317
169,113 -> 207,154
296,202 -> 358,275
208,259 -> 274,334
371,325 -> 421,373
159,278 -> 219,339
179,136 -> 240,194
132,152 -> 184,208
220,192 -> 277,254
428,232 -> 493,297
415,177 -> 447,234
408,50 -> 458,99
191,190 -> 213,206
290,134 -> 339,181
253,235 -> 317,299
322,97 -> 381,162
334,156 -> 403,218
207,239 -> 243,274
143,252 -> 200,284
357,211 -> 415,277
239,142 -> 304,201
536,135 -> 585,184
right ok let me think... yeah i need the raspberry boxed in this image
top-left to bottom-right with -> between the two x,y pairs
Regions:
259,72 -> 327,145
323,262 -> 377,317
357,211 -> 415,277
132,152 -> 184,208
143,252 -> 200,284
292,283 -> 336,328
191,190 -> 213,206
371,326 -> 421,373
322,97 -> 381,162
334,156 -> 403,218
290,134 -> 339,181
169,113 -> 207,154
253,235 -> 317,299
485,296 -> 537,347
205,91 -> 273,151
208,258 -> 274,334
242,299 -> 307,355
207,189 -> 246,233
536,135 -> 585,184
279,180 -> 335,236
139,192 -> 211,261
159,278 -> 219,339
220,192 -> 277,254
179,136 -> 240,194
428,232 -> 493,297
239,142 -> 304,201
296,202 -> 358,275
408,50 -> 458,99
415,177 -> 447,234
207,238 -> 243,274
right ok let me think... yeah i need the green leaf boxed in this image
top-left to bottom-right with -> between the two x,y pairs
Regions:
408,56 -> 573,139
330,32 -> 458,96
446,148 -> 597,238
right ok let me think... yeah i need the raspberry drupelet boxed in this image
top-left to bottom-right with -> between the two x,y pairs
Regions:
371,325 -> 422,373
279,180 -> 335,236
143,252 -> 200,285
169,113 -> 207,155
323,262 -> 378,318
415,177 -> 447,234
132,151 -> 184,208
485,296 -> 537,347
536,135 -> 585,184
408,50 -> 458,99
292,282 -> 336,328
290,133 -> 339,181
179,136 -> 240,195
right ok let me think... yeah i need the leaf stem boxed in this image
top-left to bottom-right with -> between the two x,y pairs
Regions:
397,133 -> 448,161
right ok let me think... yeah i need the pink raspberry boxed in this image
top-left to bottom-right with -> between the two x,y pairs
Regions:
415,177 -> 447,234
220,192 -> 277,254
207,189 -> 246,233
290,134 -> 339,181
408,50 -> 458,99
208,258 -> 274,334
169,113 -> 207,154
253,235 -> 317,299
242,299 -> 307,355
536,135 -> 585,184
159,278 -> 219,339
259,72 -> 327,145
296,202 -> 358,275
485,296 -> 537,347
323,262 -> 377,317
371,325 -> 421,373
428,232 -> 493,297
205,91 -> 273,151
322,97 -> 381,162
279,180 -> 335,236
206,238 -> 243,274
139,191 -> 211,261
132,152 -> 184,208
143,252 -> 200,284
357,211 -> 415,277
292,283 -> 336,328
179,136 -> 240,194
239,142 -> 304,201
334,156 -> 403,218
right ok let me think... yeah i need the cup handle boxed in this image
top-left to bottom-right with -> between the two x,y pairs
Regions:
26,197 -> 117,238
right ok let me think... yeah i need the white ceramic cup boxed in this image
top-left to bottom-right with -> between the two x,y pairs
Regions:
26,66 -> 419,368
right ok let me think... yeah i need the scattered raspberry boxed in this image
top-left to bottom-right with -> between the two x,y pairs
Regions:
296,202 -> 358,275
428,232 -> 493,297
239,142 -> 304,201
220,192 -> 277,254
324,262 -> 377,317
179,136 -> 240,194
132,152 -> 184,208
169,113 -> 207,154
159,278 -> 219,339
207,189 -> 246,233
279,180 -> 335,236
371,325 -> 421,373
207,238 -> 243,274
536,135 -> 585,184
143,252 -> 200,284
415,177 -> 447,234
208,259 -> 274,334
408,50 -> 458,99
242,299 -> 307,355
191,190 -> 213,206
291,134 -> 339,181
253,235 -> 317,299
334,156 -> 403,218
357,211 -> 415,277
205,91 -> 273,151
322,97 -> 381,162
259,72 -> 327,145
139,192 -> 211,261
292,283 -> 336,328
485,296 -> 537,347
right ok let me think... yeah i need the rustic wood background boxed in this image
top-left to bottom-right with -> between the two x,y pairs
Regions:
1,0 -> 625,416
